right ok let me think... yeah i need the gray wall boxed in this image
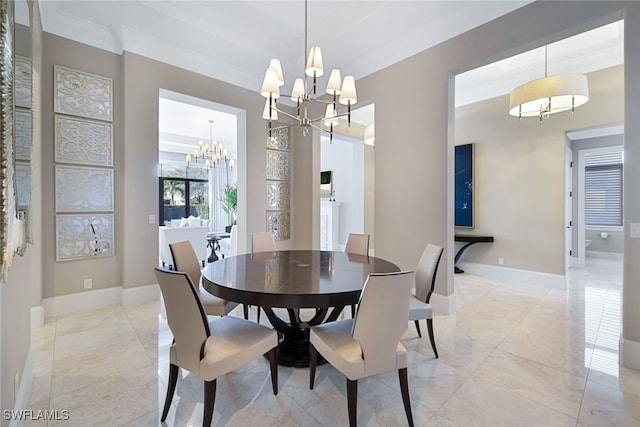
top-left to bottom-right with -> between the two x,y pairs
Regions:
454,66 -> 624,274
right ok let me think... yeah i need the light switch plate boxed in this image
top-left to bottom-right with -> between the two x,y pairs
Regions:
148,214 -> 156,224
631,223 -> 640,238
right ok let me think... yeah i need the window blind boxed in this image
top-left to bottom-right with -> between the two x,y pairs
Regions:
584,150 -> 623,226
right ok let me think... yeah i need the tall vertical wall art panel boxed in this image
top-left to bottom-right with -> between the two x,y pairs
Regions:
15,108 -> 32,161
56,214 -> 114,261
54,115 -> 113,166
265,123 -> 291,241
55,165 -> 114,212
54,65 -> 113,122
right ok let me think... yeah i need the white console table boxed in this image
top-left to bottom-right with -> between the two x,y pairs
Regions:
320,201 -> 341,250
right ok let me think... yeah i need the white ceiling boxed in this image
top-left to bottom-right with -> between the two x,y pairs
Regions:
31,1 -> 624,155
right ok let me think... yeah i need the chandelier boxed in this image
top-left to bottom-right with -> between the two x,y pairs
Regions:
260,0 -> 357,142
509,46 -> 589,121
185,120 -> 234,170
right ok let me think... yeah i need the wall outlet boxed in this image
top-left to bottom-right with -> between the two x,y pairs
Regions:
498,257 -> 505,265
83,278 -> 92,289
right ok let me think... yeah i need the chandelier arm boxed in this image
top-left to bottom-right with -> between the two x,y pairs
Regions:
275,109 -> 301,122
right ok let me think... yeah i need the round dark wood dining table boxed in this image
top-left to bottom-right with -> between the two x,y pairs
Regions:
202,250 -> 400,367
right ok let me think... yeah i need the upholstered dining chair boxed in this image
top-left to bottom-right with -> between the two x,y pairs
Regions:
309,271 -> 415,427
169,240 -> 243,318
251,231 -> 277,253
248,232 -> 277,322
344,233 -> 370,317
344,233 -> 370,256
409,243 -> 444,358
154,268 -> 278,427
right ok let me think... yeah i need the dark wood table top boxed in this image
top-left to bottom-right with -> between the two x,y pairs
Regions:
201,250 -> 400,309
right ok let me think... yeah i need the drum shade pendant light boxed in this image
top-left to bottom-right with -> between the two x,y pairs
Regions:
260,0 -> 357,142
509,46 -> 589,121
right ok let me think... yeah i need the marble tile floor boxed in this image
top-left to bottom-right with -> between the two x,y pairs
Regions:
26,257 -> 640,426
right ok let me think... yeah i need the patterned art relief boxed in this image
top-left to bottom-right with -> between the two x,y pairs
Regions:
55,115 -> 113,166
54,65 -> 113,121
14,55 -> 31,108
266,123 -> 289,151
55,165 -> 114,212
266,150 -> 289,181
56,213 -> 114,261
266,181 -> 290,211
15,162 -> 30,210
267,211 -> 290,241
14,108 -> 31,160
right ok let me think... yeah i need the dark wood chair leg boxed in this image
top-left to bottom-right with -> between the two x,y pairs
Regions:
269,348 -> 278,395
309,344 -> 318,389
161,363 -> 178,421
398,368 -> 414,427
414,320 -> 422,338
203,379 -> 217,427
243,304 -> 249,320
426,318 -> 438,358
347,378 -> 358,427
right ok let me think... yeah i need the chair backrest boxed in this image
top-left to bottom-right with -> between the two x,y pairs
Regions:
252,232 -> 276,253
345,233 -> 369,256
154,268 -> 210,373
415,244 -> 444,303
229,224 -> 238,255
169,240 -> 202,286
352,271 -> 414,377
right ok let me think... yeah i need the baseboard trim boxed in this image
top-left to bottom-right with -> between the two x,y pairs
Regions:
42,285 -> 161,318
30,306 -> 44,329
9,348 -> 34,427
458,262 -> 566,288
430,293 -> 456,315
122,284 -> 160,306
620,337 -> 640,371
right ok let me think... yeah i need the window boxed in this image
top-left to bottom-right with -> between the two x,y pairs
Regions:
584,151 -> 623,227
159,164 -> 209,225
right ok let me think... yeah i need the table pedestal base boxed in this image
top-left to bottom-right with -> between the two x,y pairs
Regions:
262,305 -> 344,367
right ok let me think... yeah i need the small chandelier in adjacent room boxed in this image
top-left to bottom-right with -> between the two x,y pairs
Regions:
185,120 -> 234,170
509,46 -> 589,122
260,0 -> 357,142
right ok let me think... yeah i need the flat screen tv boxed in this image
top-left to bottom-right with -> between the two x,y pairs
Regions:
455,143 -> 473,228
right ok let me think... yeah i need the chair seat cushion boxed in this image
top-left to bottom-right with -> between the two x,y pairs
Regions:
408,295 -> 432,321
199,316 -> 277,381
310,319 -> 365,380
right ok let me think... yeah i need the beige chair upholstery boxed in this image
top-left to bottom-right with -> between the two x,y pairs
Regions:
309,271 -> 415,427
409,243 -> 444,358
251,232 -> 277,253
247,232 -> 277,322
344,233 -> 370,317
169,240 -> 240,318
154,268 -> 278,427
344,233 -> 369,256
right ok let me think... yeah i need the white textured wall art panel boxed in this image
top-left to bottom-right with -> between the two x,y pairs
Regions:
267,211 -> 290,241
15,55 -> 31,108
54,65 -> 113,121
15,162 -> 30,210
266,181 -> 290,211
56,213 -> 114,261
266,123 -> 289,151
55,165 -> 114,212
55,115 -> 113,166
266,150 -> 289,181
15,108 -> 31,161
